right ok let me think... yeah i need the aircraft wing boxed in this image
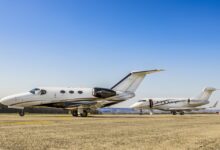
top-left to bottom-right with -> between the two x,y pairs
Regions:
168,107 -> 204,111
37,99 -> 123,110
66,100 -> 124,110
168,108 -> 193,111
168,101 -> 219,111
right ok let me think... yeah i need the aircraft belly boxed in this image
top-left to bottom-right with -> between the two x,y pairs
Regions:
12,100 -> 43,107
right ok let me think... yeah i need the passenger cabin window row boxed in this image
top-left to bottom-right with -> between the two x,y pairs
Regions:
60,90 -> 83,94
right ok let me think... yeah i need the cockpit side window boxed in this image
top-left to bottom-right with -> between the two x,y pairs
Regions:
30,88 -> 40,94
40,89 -> 47,95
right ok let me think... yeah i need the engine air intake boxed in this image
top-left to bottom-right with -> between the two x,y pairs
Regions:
93,88 -> 116,98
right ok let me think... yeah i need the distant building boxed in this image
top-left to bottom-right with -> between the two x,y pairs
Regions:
98,108 -> 168,114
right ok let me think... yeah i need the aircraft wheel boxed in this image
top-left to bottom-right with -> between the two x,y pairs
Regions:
80,110 -> 88,117
71,110 -> 78,117
180,111 -> 185,115
172,111 -> 177,115
19,110 -> 25,117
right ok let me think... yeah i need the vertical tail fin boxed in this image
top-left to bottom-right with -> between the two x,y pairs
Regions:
111,69 -> 163,92
195,87 -> 217,101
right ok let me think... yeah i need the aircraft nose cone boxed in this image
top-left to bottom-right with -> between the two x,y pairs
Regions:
0,96 -> 16,106
130,103 -> 141,109
0,102 -> 8,108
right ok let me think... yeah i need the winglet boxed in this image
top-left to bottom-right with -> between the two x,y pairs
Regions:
111,69 -> 164,92
131,69 -> 165,74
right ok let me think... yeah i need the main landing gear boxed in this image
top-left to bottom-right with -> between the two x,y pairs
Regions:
71,109 -> 88,117
171,111 -> 185,115
18,109 -> 25,117
71,110 -> 78,117
80,110 -> 88,117
171,111 -> 177,115
179,111 -> 185,115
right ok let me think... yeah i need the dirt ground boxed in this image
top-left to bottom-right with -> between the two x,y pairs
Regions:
0,114 -> 220,150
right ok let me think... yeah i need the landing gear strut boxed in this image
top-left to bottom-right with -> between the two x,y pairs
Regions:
71,110 -> 78,117
149,109 -> 153,115
19,109 -> 25,117
139,109 -> 143,115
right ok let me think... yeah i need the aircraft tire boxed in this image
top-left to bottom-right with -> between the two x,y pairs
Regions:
19,110 -> 25,117
80,110 -> 88,117
172,111 -> 177,115
180,111 -> 185,115
71,110 -> 78,117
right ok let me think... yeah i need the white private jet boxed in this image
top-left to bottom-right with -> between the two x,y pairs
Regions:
0,69 -> 163,117
130,87 -> 219,115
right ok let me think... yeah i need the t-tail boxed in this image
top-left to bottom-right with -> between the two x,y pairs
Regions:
194,87 -> 217,101
111,69 -> 163,92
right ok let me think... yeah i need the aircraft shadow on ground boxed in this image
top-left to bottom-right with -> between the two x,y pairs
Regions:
87,115 -> 149,119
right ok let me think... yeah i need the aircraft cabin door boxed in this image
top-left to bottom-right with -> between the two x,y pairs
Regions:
149,99 -> 153,108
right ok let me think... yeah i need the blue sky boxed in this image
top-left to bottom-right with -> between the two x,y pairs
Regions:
0,0 -> 220,107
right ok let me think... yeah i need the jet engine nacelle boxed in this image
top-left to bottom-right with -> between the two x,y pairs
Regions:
93,87 -> 117,98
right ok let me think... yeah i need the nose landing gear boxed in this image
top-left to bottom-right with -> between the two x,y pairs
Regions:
171,111 -> 185,115
139,109 -> 143,115
71,109 -> 88,117
18,109 -> 25,117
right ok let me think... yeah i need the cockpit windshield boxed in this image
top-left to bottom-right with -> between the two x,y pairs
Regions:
138,100 -> 146,102
29,88 -> 40,94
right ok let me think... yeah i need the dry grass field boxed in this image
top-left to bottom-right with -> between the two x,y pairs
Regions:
0,114 -> 220,150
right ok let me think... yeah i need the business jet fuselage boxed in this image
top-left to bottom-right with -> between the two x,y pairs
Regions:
131,87 -> 217,115
0,69 -> 163,117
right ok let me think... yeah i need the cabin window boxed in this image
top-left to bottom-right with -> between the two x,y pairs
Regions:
78,91 -> 83,94
60,90 -> 66,94
69,90 -> 74,94
40,89 -> 47,95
